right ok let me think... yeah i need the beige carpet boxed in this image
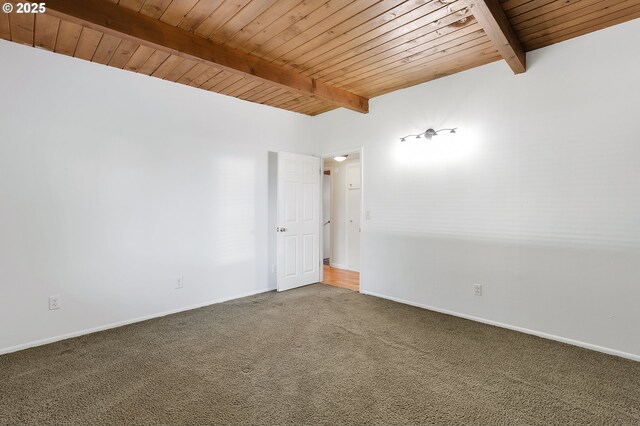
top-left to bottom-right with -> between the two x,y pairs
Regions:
1,284 -> 639,425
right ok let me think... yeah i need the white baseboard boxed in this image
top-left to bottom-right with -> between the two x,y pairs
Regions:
361,290 -> 640,362
0,287 -> 272,356
329,263 -> 359,273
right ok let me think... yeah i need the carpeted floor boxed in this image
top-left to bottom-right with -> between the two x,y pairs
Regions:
1,284 -> 639,425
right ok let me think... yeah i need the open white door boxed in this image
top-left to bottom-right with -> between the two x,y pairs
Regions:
277,152 -> 321,291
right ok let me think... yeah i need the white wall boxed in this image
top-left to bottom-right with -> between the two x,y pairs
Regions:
0,40 -> 313,353
310,19 -> 640,359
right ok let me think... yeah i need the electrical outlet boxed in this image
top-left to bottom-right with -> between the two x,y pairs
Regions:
176,276 -> 183,289
49,295 -> 61,310
473,284 -> 482,296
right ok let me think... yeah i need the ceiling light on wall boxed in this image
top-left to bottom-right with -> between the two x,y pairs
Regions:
400,128 -> 457,142
334,155 -> 348,162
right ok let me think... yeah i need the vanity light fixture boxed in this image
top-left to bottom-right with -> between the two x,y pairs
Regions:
400,128 -> 457,142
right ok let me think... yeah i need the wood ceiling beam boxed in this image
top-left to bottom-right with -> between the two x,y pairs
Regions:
463,0 -> 526,74
44,0 -> 369,113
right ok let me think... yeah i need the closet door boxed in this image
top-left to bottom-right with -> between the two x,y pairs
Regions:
346,163 -> 361,271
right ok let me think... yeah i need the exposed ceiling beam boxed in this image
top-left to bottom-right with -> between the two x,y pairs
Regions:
463,0 -> 526,74
44,0 -> 369,113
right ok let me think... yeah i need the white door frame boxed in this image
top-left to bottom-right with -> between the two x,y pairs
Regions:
319,147 -> 364,293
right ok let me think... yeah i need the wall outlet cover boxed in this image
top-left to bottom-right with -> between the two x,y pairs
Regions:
49,295 -> 61,310
473,284 -> 482,296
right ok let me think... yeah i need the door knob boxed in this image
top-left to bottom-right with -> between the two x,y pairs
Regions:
276,227 -> 287,232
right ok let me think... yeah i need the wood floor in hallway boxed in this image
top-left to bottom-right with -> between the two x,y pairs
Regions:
322,265 -> 359,292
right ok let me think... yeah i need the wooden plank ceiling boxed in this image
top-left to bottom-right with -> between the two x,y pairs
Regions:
1,0 -> 638,115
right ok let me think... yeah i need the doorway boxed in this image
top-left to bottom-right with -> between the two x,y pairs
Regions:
321,150 -> 361,292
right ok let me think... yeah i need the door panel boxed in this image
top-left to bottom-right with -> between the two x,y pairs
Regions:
347,188 -> 361,271
346,163 -> 361,271
303,183 -> 315,221
284,236 -> 297,277
322,174 -> 331,260
347,164 -> 361,189
284,182 -> 297,222
277,152 -> 320,291
303,234 -> 315,273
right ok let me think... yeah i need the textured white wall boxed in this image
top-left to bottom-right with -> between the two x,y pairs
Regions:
310,19 -> 640,359
0,40 -> 312,353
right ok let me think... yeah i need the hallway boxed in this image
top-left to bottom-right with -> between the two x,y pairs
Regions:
322,265 -> 359,292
